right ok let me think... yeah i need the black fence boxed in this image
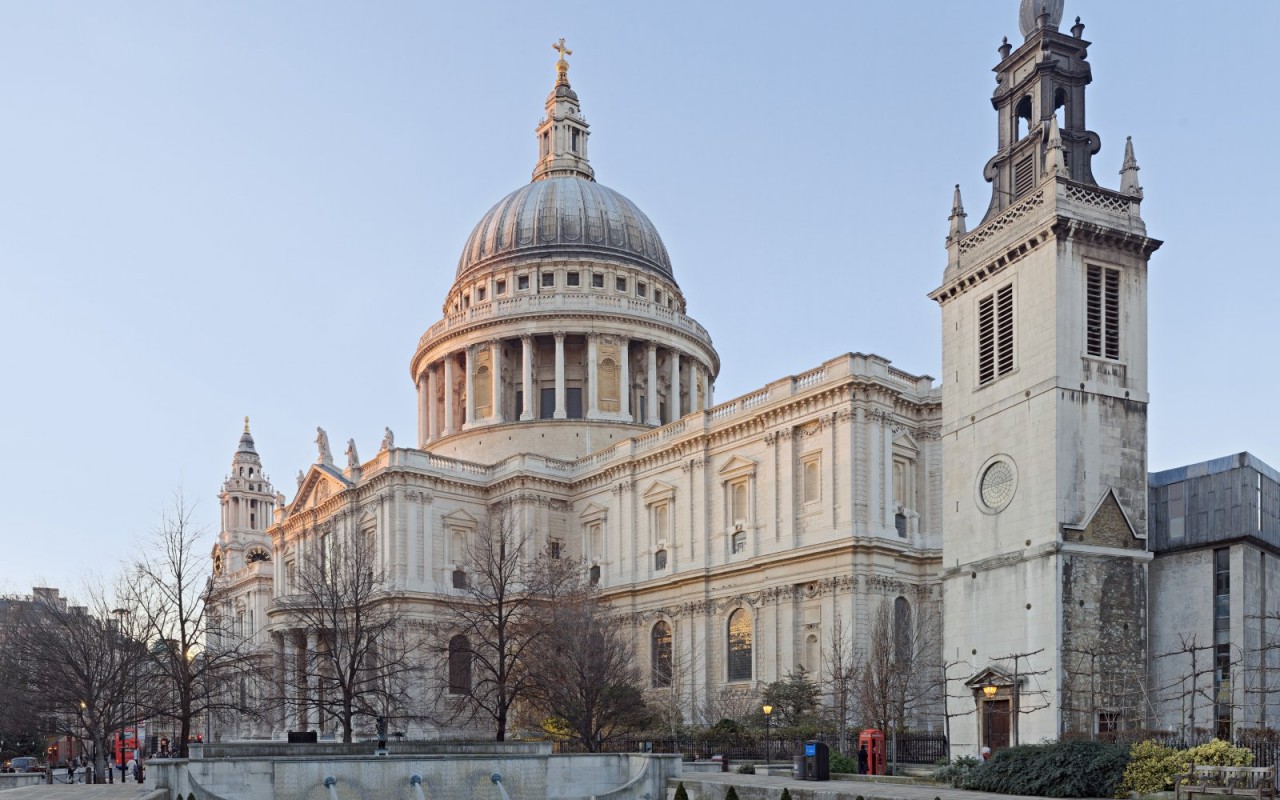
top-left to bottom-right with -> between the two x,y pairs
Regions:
554,733 -> 948,765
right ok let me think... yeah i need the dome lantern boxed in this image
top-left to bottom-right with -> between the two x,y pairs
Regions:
532,39 -> 594,183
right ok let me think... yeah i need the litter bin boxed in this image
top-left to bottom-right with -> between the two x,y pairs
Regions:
793,755 -> 807,779
803,741 -> 830,781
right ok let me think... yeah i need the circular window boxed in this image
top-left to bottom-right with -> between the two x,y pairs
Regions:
976,456 -> 1018,513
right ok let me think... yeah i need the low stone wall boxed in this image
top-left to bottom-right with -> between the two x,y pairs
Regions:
0,773 -> 46,790
148,748 -> 681,800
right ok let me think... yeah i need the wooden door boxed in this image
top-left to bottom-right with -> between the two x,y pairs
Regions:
984,699 -> 1011,751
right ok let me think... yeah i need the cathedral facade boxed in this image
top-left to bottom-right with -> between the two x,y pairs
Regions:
211,1 -> 1163,751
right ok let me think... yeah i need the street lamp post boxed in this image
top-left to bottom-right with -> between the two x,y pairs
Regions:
111,608 -> 134,779
762,704 -> 774,766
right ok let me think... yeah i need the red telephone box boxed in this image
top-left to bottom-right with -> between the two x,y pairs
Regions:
858,729 -> 887,776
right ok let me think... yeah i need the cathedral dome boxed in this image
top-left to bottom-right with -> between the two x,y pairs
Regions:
455,175 -> 673,281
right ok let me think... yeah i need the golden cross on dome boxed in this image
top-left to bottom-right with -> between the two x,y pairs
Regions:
552,38 -> 572,62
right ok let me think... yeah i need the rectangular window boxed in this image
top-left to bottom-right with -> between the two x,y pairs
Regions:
539,387 -> 555,419
517,275 -> 530,290
654,290 -> 663,304
566,387 -> 583,419
566,271 -> 580,287
541,272 -> 555,288
637,281 -> 647,298
515,390 -> 523,418
1086,265 -> 1121,360
731,531 -> 746,554
496,279 -> 506,295
978,283 -> 1015,385
549,539 -> 562,559
616,276 -> 627,292
1168,481 -> 1185,540
1014,154 -> 1035,197
476,287 -> 486,302
592,272 -> 604,288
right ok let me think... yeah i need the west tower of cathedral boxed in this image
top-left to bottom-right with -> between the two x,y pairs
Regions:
931,0 -> 1161,747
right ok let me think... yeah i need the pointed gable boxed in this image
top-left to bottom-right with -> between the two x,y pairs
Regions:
1063,488 -> 1141,549
286,466 -> 350,518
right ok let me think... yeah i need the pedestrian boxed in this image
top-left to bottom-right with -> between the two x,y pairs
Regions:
66,762 -> 76,784
857,743 -> 868,775
126,755 -> 137,783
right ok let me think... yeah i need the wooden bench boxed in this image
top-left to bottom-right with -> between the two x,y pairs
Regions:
1176,765 -> 1277,800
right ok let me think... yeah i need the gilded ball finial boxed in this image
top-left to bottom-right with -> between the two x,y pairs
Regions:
552,37 -> 572,84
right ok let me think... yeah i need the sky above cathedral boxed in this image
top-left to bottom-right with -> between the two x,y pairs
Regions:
0,1 -> 1276,592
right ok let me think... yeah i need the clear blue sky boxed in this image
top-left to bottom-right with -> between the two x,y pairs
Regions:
1,2 -> 1275,592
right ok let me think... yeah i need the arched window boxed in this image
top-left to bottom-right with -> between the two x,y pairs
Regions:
589,564 -> 601,586
727,609 -> 752,682
651,622 -> 673,688
1015,95 -> 1033,139
654,549 -> 668,571
894,596 -> 912,665
448,634 -> 472,695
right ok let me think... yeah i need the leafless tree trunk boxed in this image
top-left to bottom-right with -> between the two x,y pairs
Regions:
272,519 -> 423,742
823,617 -> 862,753
1155,633 -> 1239,740
127,493 -> 269,755
651,633 -> 705,740
431,505 -> 577,741
525,572 -> 651,751
2,584 -> 154,783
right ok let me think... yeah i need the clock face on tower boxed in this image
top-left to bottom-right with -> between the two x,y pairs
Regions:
977,456 -> 1017,513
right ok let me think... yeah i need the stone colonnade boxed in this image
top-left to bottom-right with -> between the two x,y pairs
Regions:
416,333 -> 714,446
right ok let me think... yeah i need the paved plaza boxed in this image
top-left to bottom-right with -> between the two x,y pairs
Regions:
668,773 -> 1108,800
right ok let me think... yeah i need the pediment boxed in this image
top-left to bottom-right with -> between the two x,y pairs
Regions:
287,466 -> 350,517
578,502 -> 609,521
442,508 -> 478,527
642,480 -> 676,504
964,665 -> 1018,689
718,455 -> 757,480
893,432 -> 920,454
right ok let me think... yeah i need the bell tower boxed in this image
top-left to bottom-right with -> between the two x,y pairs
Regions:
932,0 -> 1162,751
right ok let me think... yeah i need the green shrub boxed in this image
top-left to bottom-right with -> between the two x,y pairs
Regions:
965,740 -> 1129,797
1116,738 -> 1253,798
737,763 -> 755,774
725,787 -> 740,800
933,755 -> 981,788
780,790 -> 792,800
674,782 -> 688,800
829,752 -> 857,774
1116,740 -> 1180,797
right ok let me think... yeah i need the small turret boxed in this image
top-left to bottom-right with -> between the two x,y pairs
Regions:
1120,136 -> 1142,197
216,418 -> 277,573
947,184 -> 968,243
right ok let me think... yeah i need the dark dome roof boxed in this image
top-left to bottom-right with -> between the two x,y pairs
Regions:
456,176 -> 673,280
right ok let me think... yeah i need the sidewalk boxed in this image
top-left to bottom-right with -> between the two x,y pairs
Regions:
0,782 -> 163,800
669,772 -> 1109,800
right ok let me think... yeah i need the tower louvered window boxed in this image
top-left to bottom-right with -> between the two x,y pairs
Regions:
978,283 -> 1016,386
1086,265 -> 1121,360
1013,154 -> 1035,197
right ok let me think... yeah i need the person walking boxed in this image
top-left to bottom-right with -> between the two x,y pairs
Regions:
66,762 -> 76,784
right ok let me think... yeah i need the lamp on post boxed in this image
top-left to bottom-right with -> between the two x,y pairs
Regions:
982,684 -> 998,699
762,704 -> 774,766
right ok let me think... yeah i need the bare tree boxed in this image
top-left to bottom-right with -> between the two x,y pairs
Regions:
823,617 -> 862,752
432,506 -> 577,741
128,494 -> 267,756
988,648 -> 1052,747
648,630 -> 705,740
526,571 -> 652,750
858,596 -> 942,734
1155,633 -> 1240,740
3,585 -> 154,783
272,520 -> 423,742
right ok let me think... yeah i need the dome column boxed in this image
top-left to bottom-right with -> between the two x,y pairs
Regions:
553,332 -> 567,419
645,343 -> 660,425
670,349 -> 682,420
464,346 -> 476,427
619,339 -> 631,419
520,336 -> 535,420
491,339 -> 504,422
587,333 -> 600,418
417,372 -> 429,447
427,364 -> 439,442
443,354 -> 457,435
